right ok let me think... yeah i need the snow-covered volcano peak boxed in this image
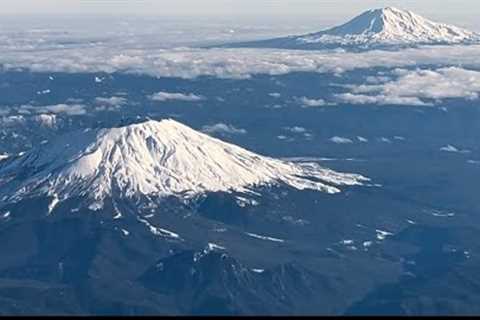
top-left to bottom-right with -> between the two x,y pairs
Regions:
299,7 -> 479,46
231,7 -> 479,50
0,119 -> 368,212
322,7 -> 414,36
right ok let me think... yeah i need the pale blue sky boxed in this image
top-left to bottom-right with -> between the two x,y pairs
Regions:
2,0 -> 479,29
2,0 -> 477,16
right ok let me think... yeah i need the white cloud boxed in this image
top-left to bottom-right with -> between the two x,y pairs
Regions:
269,92 -> 281,98
66,98 -> 84,104
0,113 -> 61,129
148,91 -> 205,102
365,75 -> 391,84
336,92 -> 430,106
36,89 -> 51,95
285,126 -> 307,133
330,136 -> 353,144
298,97 -> 336,107
379,137 -> 392,143
95,96 -> 128,106
303,132 -> 314,140
264,104 -> 284,109
94,96 -> 128,112
0,108 -> 11,116
0,115 -> 26,125
337,67 -> 480,106
17,104 -> 87,116
440,145 -> 471,153
3,44 -> 480,80
2,30 -> 480,111
202,123 -> 247,135
283,127 -> 314,140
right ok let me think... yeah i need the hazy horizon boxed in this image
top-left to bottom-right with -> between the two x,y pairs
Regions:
1,1 -> 479,34
3,0 -> 478,24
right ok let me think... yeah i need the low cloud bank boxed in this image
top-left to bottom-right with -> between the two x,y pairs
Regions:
202,123 -> 247,135
336,67 -> 480,106
2,44 -> 480,80
149,91 -> 205,102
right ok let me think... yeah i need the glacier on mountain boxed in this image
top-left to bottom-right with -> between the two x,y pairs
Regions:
227,7 -> 480,50
0,119 -> 368,212
298,7 -> 479,46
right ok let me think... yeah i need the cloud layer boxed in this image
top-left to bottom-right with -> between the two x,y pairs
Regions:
17,104 -> 87,116
298,97 -> 336,107
202,123 -> 247,135
330,136 -> 354,144
148,91 -> 205,102
336,67 -> 480,106
2,43 -> 480,80
95,96 -> 128,106
1,27 -> 480,108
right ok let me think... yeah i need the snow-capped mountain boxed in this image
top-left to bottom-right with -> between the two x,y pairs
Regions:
300,7 -> 478,46
0,119 -> 367,212
225,7 -> 479,50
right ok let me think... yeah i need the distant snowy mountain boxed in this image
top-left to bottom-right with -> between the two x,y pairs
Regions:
224,7 -> 480,50
0,119 -> 367,213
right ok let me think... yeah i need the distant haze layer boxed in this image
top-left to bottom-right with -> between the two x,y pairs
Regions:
2,0 -> 479,31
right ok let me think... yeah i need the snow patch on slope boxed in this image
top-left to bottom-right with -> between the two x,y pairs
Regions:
47,194 -> 60,215
246,232 -> 285,243
138,217 -> 182,240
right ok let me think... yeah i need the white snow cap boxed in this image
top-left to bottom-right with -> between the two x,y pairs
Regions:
0,119 -> 368,210
298,7 -> 479,46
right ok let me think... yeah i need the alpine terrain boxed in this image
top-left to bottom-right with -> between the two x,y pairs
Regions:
0,119 -> 366,214
224,7 -> 480,50
1,3 -> 480,316
0,119 -> 379,315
